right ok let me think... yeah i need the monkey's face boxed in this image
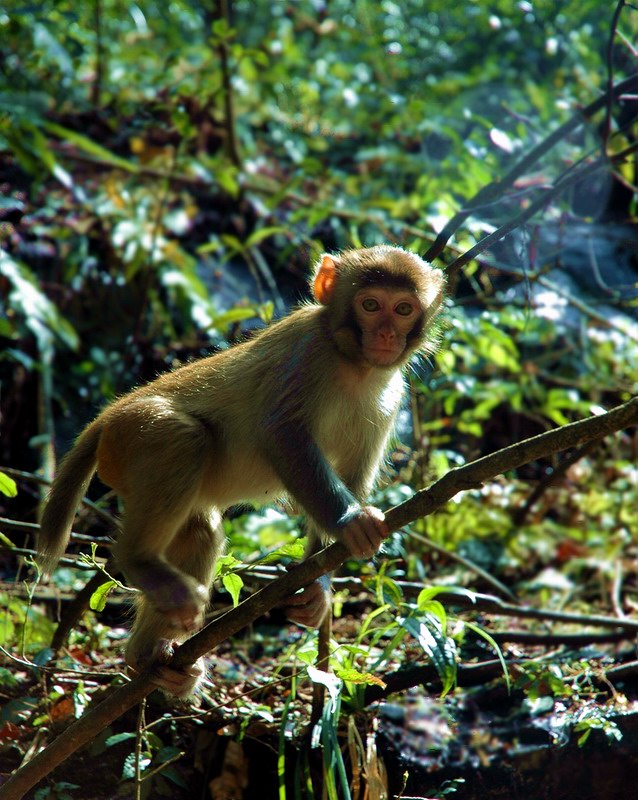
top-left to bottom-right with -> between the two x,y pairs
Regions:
352,287 -> 422,367
313,247 -> 445,369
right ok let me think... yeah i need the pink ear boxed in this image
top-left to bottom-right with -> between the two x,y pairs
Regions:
313,254 -> 338,304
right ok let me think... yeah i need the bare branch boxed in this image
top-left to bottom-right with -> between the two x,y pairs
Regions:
445,140 -> 638,279
423,73 -> 638,263
602,2 -> 628,147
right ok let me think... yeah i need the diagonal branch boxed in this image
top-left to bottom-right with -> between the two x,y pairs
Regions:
444,140 -> 638,280
423,73 -> 638,264
2,396 -> 637,800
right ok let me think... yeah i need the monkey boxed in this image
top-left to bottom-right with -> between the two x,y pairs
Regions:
37,245 -> 445,696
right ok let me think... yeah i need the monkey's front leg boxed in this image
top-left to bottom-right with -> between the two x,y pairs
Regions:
261,421 -> 388,560
282,511 -> 387,627
261,421 -> 387,627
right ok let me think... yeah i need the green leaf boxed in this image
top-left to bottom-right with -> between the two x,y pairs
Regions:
105,731 -> 137,748
210,306 -> 261,330
295,641 -> 318,665
419,600 -> 447,629
146,731 -> 163,750
0,251 -> 79,351
89,580 -> 117,612
160,267 -> 208,300
401,613 -> 457,696
0,532 -> 15,549
0,667 -> 19,689
44,122 -> 139,174
222,573 -> 244,606
464,621 -> 511,692
156,745 -> 184,764
33,648 -> 55,667
215,553 -> 243,575
258,301 -> 275,323
334,667 -> 386,689
161,766 -> 189,788
211,18 -> 234,38
215,166 -> 239,197
577,727 -> 591,747
417,586 -> 477,607
220,233 -> 243,253
375,573 -> 403,607
245,226 -> 286,248
0,472 -> 17,498
259,540 -> 306,563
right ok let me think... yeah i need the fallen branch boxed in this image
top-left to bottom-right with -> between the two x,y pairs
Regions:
435,589 -> 638,632
488,630 -> 629,646
249,573 -> 638,635
1,396 -> 637,800
364,649 -> 638,704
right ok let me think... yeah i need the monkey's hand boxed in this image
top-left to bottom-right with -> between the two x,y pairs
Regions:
283,575 -> 331,628
338,505 -> 387,559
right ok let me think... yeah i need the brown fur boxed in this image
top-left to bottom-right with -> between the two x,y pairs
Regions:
38,245 -> 445,695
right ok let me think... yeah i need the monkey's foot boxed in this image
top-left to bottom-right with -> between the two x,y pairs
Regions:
148,577 -> 209,633
155,660 -> 205,697
284,579 -> 330,628
127,638 -> 205,698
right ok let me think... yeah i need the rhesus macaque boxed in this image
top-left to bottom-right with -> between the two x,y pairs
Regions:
38,245 -> 445,696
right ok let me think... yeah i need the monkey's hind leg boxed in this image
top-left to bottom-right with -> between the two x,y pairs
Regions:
113,497 -> 209,634
104,403 -> 214,632
125,509 -> 224,697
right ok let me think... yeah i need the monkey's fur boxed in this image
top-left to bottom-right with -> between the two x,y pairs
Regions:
38,245 -> 445,695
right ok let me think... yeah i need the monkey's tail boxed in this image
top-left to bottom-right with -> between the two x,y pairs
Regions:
38,419 -> 103,577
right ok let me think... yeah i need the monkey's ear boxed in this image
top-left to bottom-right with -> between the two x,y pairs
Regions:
313,254 -> 339,304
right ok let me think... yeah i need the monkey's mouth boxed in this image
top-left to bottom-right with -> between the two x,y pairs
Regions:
366,348 -> 400,366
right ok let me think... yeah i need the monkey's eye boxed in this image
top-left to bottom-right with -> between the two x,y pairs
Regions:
395,301 -> 415,316
361,298 -> 381,312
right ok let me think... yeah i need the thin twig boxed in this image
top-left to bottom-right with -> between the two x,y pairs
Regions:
611,559 -> 626,619
134,700 -> 146,800
215,0 -> 241,168
407,529 -> 518,603
0,467 -> 117,529
429,588 -> 638,632
91,0 -> 104,107
50,567 -> 117,653
602,2 -> 628,147
512,438 -> 601,526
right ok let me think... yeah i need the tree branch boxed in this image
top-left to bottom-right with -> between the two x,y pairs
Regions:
423,73 -> 638,264
602,1 -> 628,148
1,396 -> 637,800
444,142 -> 638,280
